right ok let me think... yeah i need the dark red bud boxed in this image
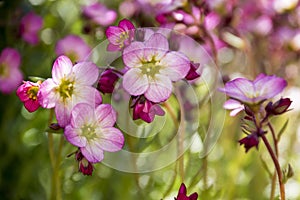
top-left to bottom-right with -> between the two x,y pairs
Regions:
265,98 -> 292,115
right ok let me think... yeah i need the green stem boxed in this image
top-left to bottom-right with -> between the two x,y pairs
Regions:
261,135 -> 285,200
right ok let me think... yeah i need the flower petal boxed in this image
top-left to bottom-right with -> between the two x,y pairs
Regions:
0,48 -> 21,69
64,125 -> 87,147
144,33 -> 169,60
38,79 -> 58,108
123,41 -> 145,68
118,19 -> 135,31
73,86 -> 102,107
70,103 -> 95,128
54,99 -> 73,127
123,68 -> 149,96
94,127 -> 124,152
160,51 -> 190,81
24,100 -> 40,112
52,55 -> 73,84
144,74 -> 172,103
105,26 -> 124,45
95,104 -> 117,127
73,61 -> 99,85
81,143 -> 104,163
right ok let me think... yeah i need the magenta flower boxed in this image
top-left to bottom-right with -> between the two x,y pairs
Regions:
55,35 -> 91,63
82,2 -> 117,26
38,55 -> 101,127
132,96 -> 165,123
75,150 -> 94,176
0,48 -> 23,94
20,12 -> 43,45
219,74 -> 287,105
64,103 -> 124,163
105,19 -> 135,51
122,33 -> 190,103
223,99 -> 244,117
97,69 -> 119,94
16,81 -> 41,112
176,183 -> 198,200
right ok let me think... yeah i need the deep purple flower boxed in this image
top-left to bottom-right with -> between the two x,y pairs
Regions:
185,62 -> 202,81
105,19 -> 135,51
223,99 -> 244,117
219,74 -> 287,105
239,133 -> 260,153
265,98 -> 292,115
122,33 -> 190,103
75,150 -> 94,176
55,35 -> 91,63
82,2 -> 117,26
16,81 -> 41,112
97,69 -> 119,94
64,103 -> 124,163
20,12 -> 43,45
0,48 -> 23,94
38,55 -> 101,127
132,96 -> 165,123
176,183 -> 198,200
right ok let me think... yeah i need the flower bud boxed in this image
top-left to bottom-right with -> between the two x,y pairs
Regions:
185,62 -> 202,81
265,98 -> 292,115
97,69 -> 119,94
239,133 -> 259,153
75,150 -> 94,176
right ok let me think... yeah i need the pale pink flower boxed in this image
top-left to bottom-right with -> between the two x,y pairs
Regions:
20,12 -> 43,45
38,55 -> 101,127
65,103 -> 124,163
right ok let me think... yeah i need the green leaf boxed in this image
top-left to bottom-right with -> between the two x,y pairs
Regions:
277,119 -> 289,142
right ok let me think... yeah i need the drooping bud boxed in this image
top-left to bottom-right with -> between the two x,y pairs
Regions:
185,62 -> 202,81
75,150 -> 94,176
97,69 -> 119,94
239,133 -> 259,153
265,98 -> 292,115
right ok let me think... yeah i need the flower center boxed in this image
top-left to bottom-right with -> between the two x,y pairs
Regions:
0,63 -> 8,77
81,124 -> 97,140
58,78 -> 74,100
141,60 -> 161,78
116,32 -> 129,48
27,86 -> 39,100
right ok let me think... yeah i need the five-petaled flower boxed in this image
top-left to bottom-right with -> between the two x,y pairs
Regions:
219,74 -> 287,105
64,103 -> 124,163
175,183 -> 198,200
0,48 -> 23,94
132,96 -> 165,123
106,19 -> 135,51
38,55 -> 101,127
122,33 -> 190,103
17,81 -> 41,112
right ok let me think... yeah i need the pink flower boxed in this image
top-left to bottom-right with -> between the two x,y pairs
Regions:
219,74 -> 287,105
16,81 -> 41,112
122,33 -> 190,103
82,2 -> 117,26
132,96 -> 165,123
20,12 -> 43,45
0,48 -> 23,94
38,55 -> 101,127
65,103 -> 124,163
105,19 -> 135,51
55,35 -> 91,63
176,183 -> 198,200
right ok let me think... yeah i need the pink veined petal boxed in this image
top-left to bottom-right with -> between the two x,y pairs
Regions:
95,104 -> 117,127
122,68 -> 149,96
54,99 -> 73,127
107,43 -> 121,51
94,127 -> 124,152
123,42 -> 145,68
223,99 -> 243,110
219,78 -> 254,103
70,103 -> 95,128
159,51 -> 190,81
24,100 -> 40,112
144,33 -> 169,60
118,19 -> 135,31
64,125 -> 87,147
229,107 -> 244,116
37,79 -> 58,108
81,143 -> 104,163
0,48 -> 21,69
16,84 -> 30,102
52,55 -> 73,84
73,86 -> 102,107
73,62 -> 99,85
105,26 -> 124,44
144,74 -> 172,103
